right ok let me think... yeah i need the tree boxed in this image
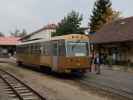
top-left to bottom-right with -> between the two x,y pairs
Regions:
10,29 -> 27,37
10,29 -> 20,37
90,0 -> 120,33
52,11 -> 83,36
21,29 -> 27,37
0,32 -> 4,37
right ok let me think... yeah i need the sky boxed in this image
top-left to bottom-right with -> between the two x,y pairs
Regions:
0,0 -> 133,35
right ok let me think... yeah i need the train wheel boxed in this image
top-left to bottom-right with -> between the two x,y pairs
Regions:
40,66 -> 52,74
71,70 -> 85,77
17,61 -> 22,66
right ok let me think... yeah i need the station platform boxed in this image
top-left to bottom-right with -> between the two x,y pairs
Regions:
85,65 -> 133,99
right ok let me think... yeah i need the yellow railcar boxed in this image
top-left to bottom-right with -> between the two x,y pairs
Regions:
16,34 -> 92,73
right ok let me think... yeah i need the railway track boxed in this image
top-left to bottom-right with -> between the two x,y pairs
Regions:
0,69 -> 46,100
0,61 -> 132,100
78,78 -> 133,100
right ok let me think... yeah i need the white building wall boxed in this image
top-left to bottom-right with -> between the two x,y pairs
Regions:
29,29 -> 55,40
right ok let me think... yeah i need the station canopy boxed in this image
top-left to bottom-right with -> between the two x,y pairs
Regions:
93,16 -> 133,44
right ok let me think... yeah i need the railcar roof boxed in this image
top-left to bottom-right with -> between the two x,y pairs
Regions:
51,34 -> 90,41
18,34 -> 90,45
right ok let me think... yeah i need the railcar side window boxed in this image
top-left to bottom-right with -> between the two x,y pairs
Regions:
44,42 -> 49,56
32,43 -> 41,54
23,46 -> 26,53
36,44 -> 40,54
43,42 -> 48,55
16,46 -> 21,53
31,44 -> 34,54
30,44 -> 33,54
59,43 -> 65,56
43,44 -> 45,54
52,42 -> 58,56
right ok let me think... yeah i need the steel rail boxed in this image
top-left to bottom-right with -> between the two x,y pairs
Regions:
0,69 -> 46,100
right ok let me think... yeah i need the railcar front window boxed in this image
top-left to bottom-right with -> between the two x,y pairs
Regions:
66,42 -> 88,57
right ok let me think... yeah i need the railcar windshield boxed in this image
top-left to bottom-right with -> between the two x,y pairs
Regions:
66,41 -> 89,57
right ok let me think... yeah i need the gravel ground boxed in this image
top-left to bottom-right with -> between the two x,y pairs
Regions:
0,63 -> 121,100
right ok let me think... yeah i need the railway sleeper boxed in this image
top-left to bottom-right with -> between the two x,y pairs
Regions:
12,84 -> 25,87
8,94 -> 17,97
13,85 -> 24,88
14,87 -> 27,90
17,89 -> 31,93
0,84 -> 9,88
20,92 -> 33,96
0,69 -> 46,100
11,98 -> 20,100
5,91 -> 15,94
8,81 -> 19,85
2,87 -> 11,90
23,96 -> 39,100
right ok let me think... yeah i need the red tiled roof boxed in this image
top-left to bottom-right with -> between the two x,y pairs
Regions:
0,37 -> 20,45
93,16 -> 133,44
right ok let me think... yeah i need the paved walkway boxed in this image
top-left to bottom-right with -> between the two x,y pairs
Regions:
85,65 -> 133,98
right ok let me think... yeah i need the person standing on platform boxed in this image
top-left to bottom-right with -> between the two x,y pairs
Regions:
94,53 -> 102,74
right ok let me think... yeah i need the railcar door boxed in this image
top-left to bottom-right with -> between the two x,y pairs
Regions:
52,41 -> 59,71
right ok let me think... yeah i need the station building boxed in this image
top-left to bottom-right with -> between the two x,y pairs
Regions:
0,37 -> 20,57
93,16 -> 133,65
20,24 -> 57,42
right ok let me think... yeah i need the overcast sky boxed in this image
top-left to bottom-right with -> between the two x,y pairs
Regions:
0,0 -> 133,35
